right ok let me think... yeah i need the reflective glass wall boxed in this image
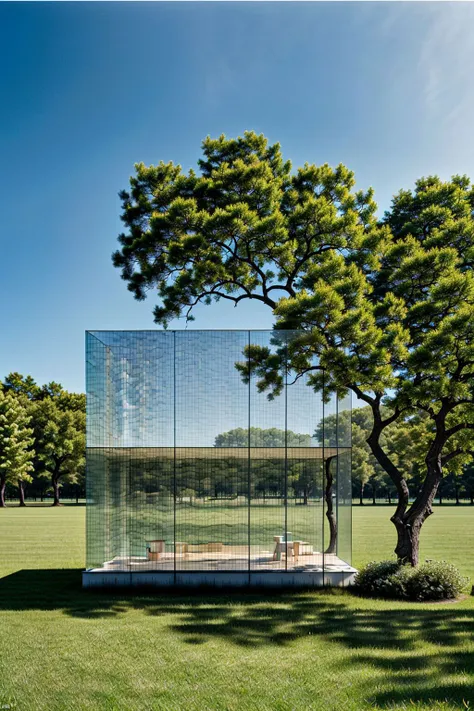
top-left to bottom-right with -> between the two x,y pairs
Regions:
86,331 -> 351,574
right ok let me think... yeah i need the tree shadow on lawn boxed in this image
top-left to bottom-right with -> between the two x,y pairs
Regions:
1,569 -> 474,707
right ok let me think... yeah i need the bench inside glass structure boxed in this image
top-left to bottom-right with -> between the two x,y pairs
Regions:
83,330 -> 355,588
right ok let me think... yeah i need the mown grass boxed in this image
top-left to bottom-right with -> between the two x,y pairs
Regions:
353,505 -> 474,580
1,504 -> 474,710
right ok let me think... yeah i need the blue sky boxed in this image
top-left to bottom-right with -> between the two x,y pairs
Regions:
1,1 -> 474,393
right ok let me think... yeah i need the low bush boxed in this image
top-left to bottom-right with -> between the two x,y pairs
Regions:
406,561 -> 469,601
354,559 -> 469,601
353,560 -> 400,597
378,564 -> 413,599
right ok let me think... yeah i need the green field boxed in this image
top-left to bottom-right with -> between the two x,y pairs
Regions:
1,505 -> 474,710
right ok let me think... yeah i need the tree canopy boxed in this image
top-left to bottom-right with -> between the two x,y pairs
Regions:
0,390 -> 34,507
32,396 -> 85,506
1,374 -> 85,506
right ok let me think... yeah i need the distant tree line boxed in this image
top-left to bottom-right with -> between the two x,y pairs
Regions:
339,406 -> 474,505
1,370 -> 472,511
0,373 -> 85,506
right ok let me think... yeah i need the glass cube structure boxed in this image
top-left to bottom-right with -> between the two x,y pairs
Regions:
83,331 -> 355,588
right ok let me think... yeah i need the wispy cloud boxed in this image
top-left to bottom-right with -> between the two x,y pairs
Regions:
417,3 -> 474,126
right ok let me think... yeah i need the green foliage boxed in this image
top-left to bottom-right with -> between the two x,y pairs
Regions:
3,372 -> 66,403
0,390 -> 34,501
32,395 -> 85,487
406,561 -> 470,602
377,564 -> 414,599
113,131 -> 385,335
355,559 -> 469,601
2,373 -> 41,401
354,560 -> 401,596
1,373 -> 86,505
316,405 -> 427,499
214,426 -> 311,447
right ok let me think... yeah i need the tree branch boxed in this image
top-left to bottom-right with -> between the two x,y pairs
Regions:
442,449 -> 464,465
445,422 -> 474,439
350,384 -> 375,407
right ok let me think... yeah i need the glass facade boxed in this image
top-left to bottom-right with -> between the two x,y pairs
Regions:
85,330 -> 352,581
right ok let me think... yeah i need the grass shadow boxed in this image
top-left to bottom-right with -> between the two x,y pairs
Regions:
2,569 -> 474,707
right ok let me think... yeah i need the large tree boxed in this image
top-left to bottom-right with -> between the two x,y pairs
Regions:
113,131 -> 474,565
0,390 -> 34,507
31,394 -> 85,506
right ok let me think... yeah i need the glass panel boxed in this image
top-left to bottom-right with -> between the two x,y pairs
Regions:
286,349 -> 324,571
85,447 -> 106,570
175,331 -> 249,570
337,390 -> 352,566
127,449 -> 174,571
108,448 -> 130,570
249,331 -> 286,570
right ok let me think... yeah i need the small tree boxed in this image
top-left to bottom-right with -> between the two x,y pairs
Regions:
32,395 -> 85,506
0,390 -> 34,507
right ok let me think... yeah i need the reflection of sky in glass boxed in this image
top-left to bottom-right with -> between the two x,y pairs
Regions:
86,331 -> 351,448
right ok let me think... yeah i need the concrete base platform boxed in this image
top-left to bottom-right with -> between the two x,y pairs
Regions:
82,567 -> 357,589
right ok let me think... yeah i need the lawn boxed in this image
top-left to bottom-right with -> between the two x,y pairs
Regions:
1,504 -> 474,710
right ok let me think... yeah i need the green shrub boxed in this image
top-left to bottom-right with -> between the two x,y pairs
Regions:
406,561 -> 469,601
378,564 -> 413,599
354,560 -> 400,596
354,560 -> 469,601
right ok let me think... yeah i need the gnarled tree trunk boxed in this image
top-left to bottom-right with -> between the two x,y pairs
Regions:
356,387 -> 456,568
324,456 -> 337,554
391,457 -> 442,566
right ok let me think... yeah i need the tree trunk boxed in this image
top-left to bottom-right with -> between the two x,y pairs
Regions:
324,456 -> 337,554
0,477 -> 6,508
388,491 -> 392,505
367,412 -> 417,565
303,486 -> 308,506
52,477 -> 61,506
372,486 -> 376,505
391,458 -> 442,566
359,483 -> 364,506
18,480 -> 26,507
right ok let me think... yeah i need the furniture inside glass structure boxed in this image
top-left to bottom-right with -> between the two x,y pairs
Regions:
83,330 -> 355,588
